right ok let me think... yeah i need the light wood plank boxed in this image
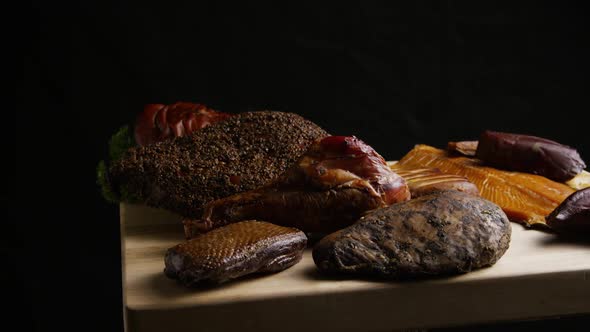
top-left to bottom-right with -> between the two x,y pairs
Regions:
121,203 -> 590,332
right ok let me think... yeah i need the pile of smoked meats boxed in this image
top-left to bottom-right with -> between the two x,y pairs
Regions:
103,103 -> 589,286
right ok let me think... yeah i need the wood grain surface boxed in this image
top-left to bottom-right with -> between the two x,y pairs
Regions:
120,203 -> 590,332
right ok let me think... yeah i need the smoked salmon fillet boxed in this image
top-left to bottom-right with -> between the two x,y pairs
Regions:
389,165 -> 480,198
396,144 -> 575,227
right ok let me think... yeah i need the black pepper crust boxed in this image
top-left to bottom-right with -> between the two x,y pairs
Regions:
109,111 -> 329,217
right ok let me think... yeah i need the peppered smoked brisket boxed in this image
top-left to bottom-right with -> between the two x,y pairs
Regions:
108,111 -> 329,218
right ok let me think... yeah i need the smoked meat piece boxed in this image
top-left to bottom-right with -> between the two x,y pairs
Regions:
109,111 -> 328,218
313,191 -> 511,278
165,221 -> 307,286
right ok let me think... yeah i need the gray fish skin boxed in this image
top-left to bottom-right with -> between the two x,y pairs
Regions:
313,191 -> 511,279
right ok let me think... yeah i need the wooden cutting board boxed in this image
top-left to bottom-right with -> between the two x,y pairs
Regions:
120,203 -> 590,332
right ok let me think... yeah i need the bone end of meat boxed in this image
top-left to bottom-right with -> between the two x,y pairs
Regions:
165,221 -> 307,286
313,191 -> 511,279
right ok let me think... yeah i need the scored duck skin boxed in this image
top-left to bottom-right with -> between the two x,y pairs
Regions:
165,221 -> 307,286
183,136 -> 411,237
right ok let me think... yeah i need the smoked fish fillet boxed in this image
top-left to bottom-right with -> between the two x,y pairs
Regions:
397,144 -> 574,227
390,166 -> 480,198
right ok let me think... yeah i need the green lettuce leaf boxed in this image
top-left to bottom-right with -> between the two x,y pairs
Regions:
97,126 -> 137,203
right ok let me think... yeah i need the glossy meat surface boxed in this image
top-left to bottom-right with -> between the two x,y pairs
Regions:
547,188 -> 590,232
184,136 -> 410,237
398,145 -> 574,227
134,102 -> 234,146
165,221 -> 307,286
476,130 -> 586,182
390,165 -> 479,197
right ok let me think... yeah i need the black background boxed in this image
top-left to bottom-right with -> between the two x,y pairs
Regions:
25,1 -> 589,331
